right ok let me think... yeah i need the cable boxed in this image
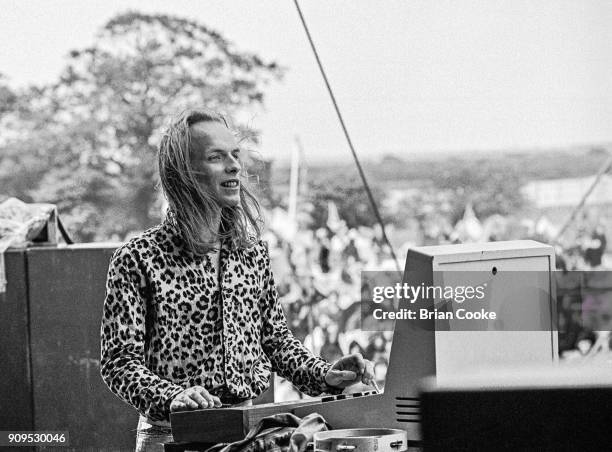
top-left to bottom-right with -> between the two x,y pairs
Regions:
293,0 -> 402,273
553,152 -> 612,244
57,217 -> 74,244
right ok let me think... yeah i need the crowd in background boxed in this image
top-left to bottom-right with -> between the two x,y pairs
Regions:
261,202 -> 611,399
263,215 -> 395,399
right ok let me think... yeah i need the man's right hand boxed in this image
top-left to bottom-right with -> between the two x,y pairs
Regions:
170,386 -> 222,412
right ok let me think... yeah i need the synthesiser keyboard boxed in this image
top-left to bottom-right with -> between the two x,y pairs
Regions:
170,391 -> 380,443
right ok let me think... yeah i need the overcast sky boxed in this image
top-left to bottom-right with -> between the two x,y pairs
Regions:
2,0 -> 612,164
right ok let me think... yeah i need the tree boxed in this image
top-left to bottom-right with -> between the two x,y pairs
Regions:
307,171 -> 387,230
0,74 -> 17,118
435,158 -> 526,223
0,12 -> 282,241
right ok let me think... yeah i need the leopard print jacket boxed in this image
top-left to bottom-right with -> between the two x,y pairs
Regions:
100,218 -> 336,421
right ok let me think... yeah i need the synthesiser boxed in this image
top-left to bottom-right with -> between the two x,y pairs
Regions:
171,391 -> 379,443
171,240 -> 558,444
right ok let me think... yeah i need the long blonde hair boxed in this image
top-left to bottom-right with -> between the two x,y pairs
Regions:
158,108 -> 263,254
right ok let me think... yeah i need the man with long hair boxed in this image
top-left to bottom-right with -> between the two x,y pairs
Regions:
100,109 -> 375,451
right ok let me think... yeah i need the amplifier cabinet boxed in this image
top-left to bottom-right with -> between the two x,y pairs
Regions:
0,245 -> 137,451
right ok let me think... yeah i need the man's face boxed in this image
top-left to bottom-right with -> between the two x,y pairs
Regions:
190,121 -> 242,207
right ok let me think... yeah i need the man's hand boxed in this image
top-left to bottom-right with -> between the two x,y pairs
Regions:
324,353 -> 375,389
170,386 -> 222,412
